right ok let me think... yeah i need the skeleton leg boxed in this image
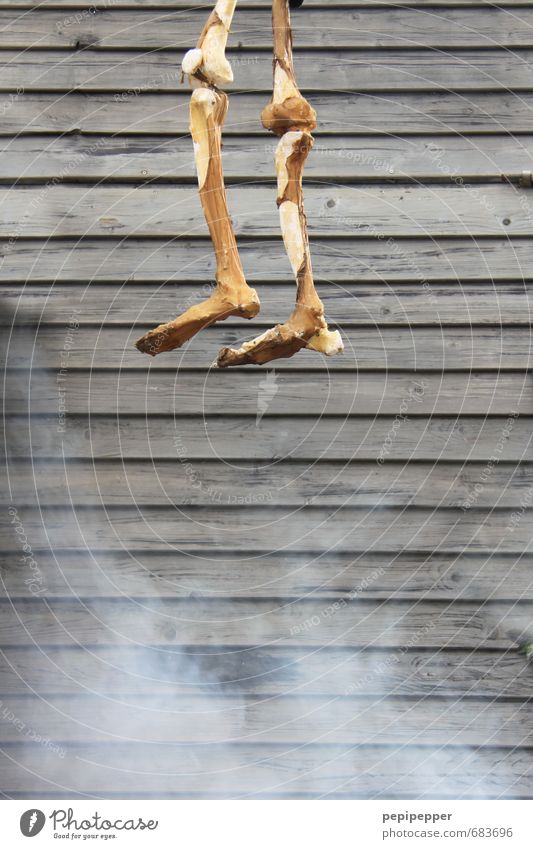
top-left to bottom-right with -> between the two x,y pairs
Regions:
216,0 -> 342,368
136,1 -> 259,357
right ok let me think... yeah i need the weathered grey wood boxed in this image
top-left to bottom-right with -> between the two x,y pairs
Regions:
3,283 -> 532,325
1,238 -> 532,283
1,505 -> 531,553
5,414 -> 531,461
5,370 -> 532,415
2,0 -> 531,7
0,598 -> 530,647
5,9 -> 533,49
5,92 -> 533,135
4,135 -> 533,183
0,743 -> 531,797
4,49 -> 533,91
4,326 -> 533,370
0,184 -> 528,238
1,0 -> 532,805
1,645 -> 530,698
2,546 -> 533,599
0,695 -> 531,747
4,460 -> 533,510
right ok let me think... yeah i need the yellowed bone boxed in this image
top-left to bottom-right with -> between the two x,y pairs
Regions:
182,0 -> 236,87
216,127 -> 343,367
136,2 -> 259,358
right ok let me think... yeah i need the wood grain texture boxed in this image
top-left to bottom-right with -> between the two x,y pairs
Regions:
1,505 -> 532,553
2,0 -> 533,800
3,459 -> 533,509
1,238 -> 533,283
0,645 -> 530,698
1,134 -> 533,183
5,92 -> 533,135
4,369 -> 532,415
0,598 -> 531,647
0,184 -> 529,238
0,743 -> 531,797
4,49 -> 533,91
0,6 -> 533,50
2,0 -> 531,7
3,326 -> 533,370
0,695 -> 531,747
5,414 -> 532,461
2,546 -> 533,599
3,283 -> 532,325
5,8 -> 533,49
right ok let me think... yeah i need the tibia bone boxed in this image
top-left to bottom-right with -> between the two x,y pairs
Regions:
216,128 -> 342,367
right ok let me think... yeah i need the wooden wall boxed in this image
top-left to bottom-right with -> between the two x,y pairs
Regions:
1,0 -> 533,798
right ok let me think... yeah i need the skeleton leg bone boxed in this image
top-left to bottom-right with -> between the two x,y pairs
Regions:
216,0 -> 342,368
136,0 -> 259,357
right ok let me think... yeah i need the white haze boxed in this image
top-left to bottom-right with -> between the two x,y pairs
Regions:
0,303 -> 527,800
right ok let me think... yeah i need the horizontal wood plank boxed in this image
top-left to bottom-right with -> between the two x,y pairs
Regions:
2,1 -> 531,7
5,414 -> 531,461
4,49 -> 533,92
1,238 -> 532,283
1,645 -> 530,698
4,369 -> 532,415
3,283 -> 532,325
4,326 -> 533,370
1,505 -> 531,552
0,598 -> 530,648
4,92 -> 533,135
4,459 -> 533,509
3,135 -> 533,183
1,546 -> 532,599
0,184 -> 528,238
2,0 -> 533,802
0,695 -> 531,747
5,9 -> 533,50
0,742 -> 530,797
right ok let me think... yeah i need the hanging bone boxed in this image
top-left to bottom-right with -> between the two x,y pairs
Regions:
216,0 -> 342,367
136,0 -> 259,357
